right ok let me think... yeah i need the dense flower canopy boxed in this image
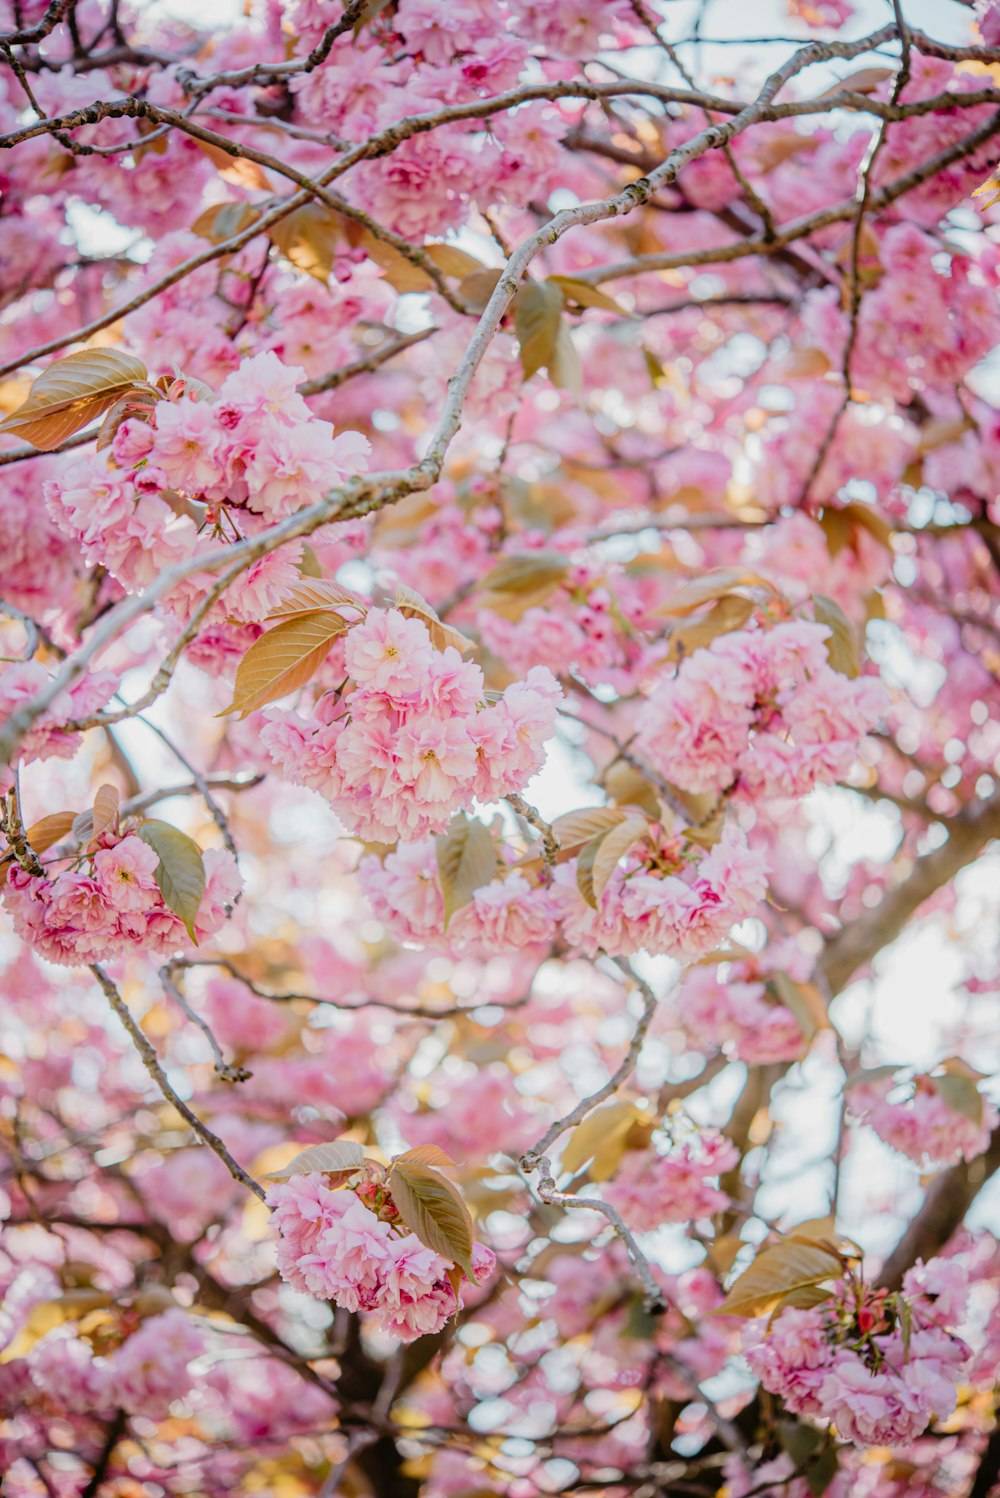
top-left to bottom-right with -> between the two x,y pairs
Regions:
1,0 -> 1000,1495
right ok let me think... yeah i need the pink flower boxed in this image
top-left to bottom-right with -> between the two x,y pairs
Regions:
93,834 -> 161,913
344,608 -> 436,695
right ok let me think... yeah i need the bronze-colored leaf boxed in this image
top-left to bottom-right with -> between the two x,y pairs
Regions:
194,137 -> 272,190
651,569 -> 776,619
359,231 -> 432,294
263,1139 -> 366,1182
134,820 -> 206,942
667,595 -> 755,663
929,1072 -> 983,1126
513,280 -> 564,380
550,806 -> 629,855
394,1145 -> 459,1168
813,594 -> 860,678
191,200 -> 263,245
435,815 -> 499,928
91,784 -> 120,843
0,349 -> 150,451
269,203 -> 341,282
394,583 -> 474,655
716,1237 -> 844,1317
548,318 -> 583,394
477,552 -> 569,621
22,811 -> 77,856
589,815 -> 647,903
424,244 -> 488,278
560,1098 -> 646,1180
459,267 -> 503,311
219,611 -> 348,718
548,276 -> 627,315
767,972 -> 829,1041
388,1160 -> 475,1277
266,578 -> 368,621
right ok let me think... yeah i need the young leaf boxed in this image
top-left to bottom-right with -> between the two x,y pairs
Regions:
72,782 -> 120,852
651,569 -> 776,619
424,244 -> 488,278
263,1140 -> 366,1182
667,595 -> 755,663
388,1160 -> 475,1278
550,806 -> 629,855
767,972 -> 829,1041
716,1237 -> 844,1318
513,280 -> 565,380
0,349 -> 150,451
560,1097 -> 645,1179
459,267 -> 503,311
265,578 -> 368,621
548,276 -> 628,315
219,612 -> 348,718
435,815 -> 499,927
134,820 -> 206,942
191,200 -> 263,245
477,552 -> 569,620
394,583 -> 474,655
359,231 -> 434,294
589,816 -> 648,903
929,1072 -> 984,1126
394,1145 -> 459,1169
813,594 -> 860,678
269,203 -> 341,282
194,137 -> 271,191
90,784 -> 120,843
22,811 -> 78,856
549,318 -> 582,394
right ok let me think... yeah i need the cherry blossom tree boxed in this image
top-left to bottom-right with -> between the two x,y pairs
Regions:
2,0 -> 1000,1494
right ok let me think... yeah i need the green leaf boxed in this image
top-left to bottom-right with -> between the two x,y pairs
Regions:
813,594 -> 860,678
435,815 -> 499,928
135,820 -> 207,943
513,280 -> 564,380
388,1160 -> 475,1277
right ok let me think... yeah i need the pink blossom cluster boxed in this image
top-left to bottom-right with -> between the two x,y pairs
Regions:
43,352 -> 370,604
261,607 -> 561,840
743,1260 -> 971,1446
0,661 -> 118,795
266,1172 -> 496,1341
669,962 -> 808,1065
803,225 -> 1000,406
477,563 -> 646,691
635,620 -> 886,802
27,1308 -> 205,1419
549,824 -> 769,960
2,833 -> 239,966
359,837 -> 559,953
603,1130 -> 739,1228
846,1072 -> 997,1168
